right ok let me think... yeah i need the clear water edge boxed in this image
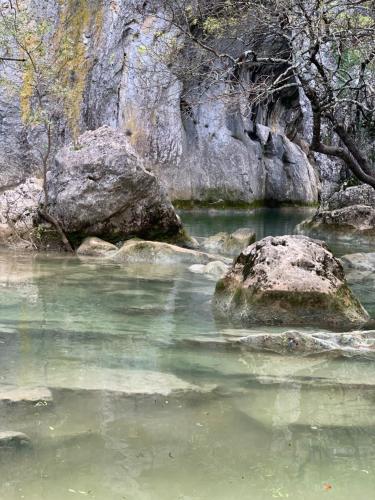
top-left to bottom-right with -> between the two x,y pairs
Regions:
0,208 -> 374,500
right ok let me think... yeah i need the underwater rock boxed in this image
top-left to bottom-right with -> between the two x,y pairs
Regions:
189,260 -> 229,279
109,239 -> 231,266
213,235 -> 369,330
47,367 -> 215,397
341,252 -> 375,273
238,330 -> 375,358
0,431 -> 31,448
201,228 -> 256,256
236,379 -> 375,429
77,237 -> 118,257
0,386 -> 53,405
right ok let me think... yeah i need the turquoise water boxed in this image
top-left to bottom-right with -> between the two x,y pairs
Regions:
0,209 -> 374,500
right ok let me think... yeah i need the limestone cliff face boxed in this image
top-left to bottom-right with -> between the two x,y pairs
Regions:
0,0 -> 320,205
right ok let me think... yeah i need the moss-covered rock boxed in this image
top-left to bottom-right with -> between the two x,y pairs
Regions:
109,239 -> 231,266
76,237 -> 117,257
201,228 -> 256,256
213,235 -> 369,330
47,127 -> 183,243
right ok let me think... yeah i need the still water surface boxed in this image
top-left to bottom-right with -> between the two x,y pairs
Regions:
0,208 -> 374,500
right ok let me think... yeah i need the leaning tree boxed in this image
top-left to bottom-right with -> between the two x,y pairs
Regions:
152,0 -> 375,187
0,0 -> 86,251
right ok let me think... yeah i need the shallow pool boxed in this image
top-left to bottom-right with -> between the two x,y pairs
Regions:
0,209 -> 374,500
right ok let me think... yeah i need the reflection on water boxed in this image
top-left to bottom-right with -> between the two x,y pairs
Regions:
0,209 -> 374,500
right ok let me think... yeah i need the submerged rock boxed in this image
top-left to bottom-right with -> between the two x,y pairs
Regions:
109,239 -> 231,265
77,237 -> 118,257
201,228 -> 256,256
46,126 -> 183,243
0,431 -> 31,448
213,235 -> 369,330
189,260 -> 229,279
47,367 -> 214,397
238,330 -> 375,358
341,252 -> 375,272
0,387 -> 52,405
236,379 -> 375,429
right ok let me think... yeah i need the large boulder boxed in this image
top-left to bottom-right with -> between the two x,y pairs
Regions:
109,239 -> 231,265
213,235 -> 369,330
46,126 -> 183,243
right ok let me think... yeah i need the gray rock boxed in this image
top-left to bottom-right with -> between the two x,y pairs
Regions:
341,253 -> 375,272
188,264 -> 206,274
323,185 -> 375,210
77,237 -> 118,257
0,2 -> 320,209
204,260 -> 230,278
300,205 -> 375,235
110,239 -> 231,266
46,127 -> 182,242
0,177 -> 42,247
201,229 -> 256,256
213,235 -> 369,330
189,260 -> 229,279
0,431 -> 31,448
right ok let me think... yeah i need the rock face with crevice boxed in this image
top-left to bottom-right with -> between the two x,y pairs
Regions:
213,235 -> 369,330
0,0 -> 321,210
47,127 -> 183,243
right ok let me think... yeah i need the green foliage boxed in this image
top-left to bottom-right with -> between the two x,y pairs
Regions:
0,1 -> 103,140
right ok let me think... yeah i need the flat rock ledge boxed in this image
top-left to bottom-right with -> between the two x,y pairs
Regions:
108,239 -> 232,265
238,331 -> 375,358
47,368 -> 215,397
213,235 -> 369,330
0,386 -> 53,405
